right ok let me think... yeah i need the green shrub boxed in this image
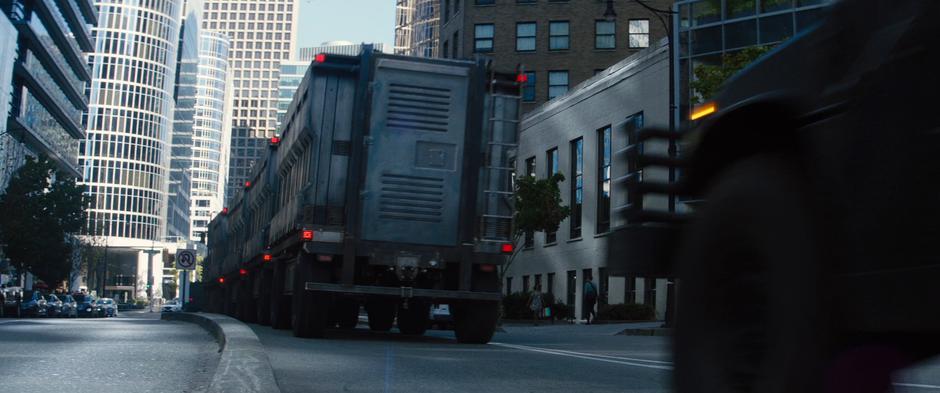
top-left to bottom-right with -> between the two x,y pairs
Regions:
597,303 -> 655,321
502,292 -> 532,319
550,302 -> 572,320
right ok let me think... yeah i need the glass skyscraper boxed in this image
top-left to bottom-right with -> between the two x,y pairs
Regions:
394,0 -> 439,57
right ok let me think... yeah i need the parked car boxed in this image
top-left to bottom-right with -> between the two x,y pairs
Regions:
19,291 -> 47,317
428,304 -> 453,330
73,293 -> 97,318
45,294 -> 63,317
2,286 -> 22,317
58,294 -> 78,318
95,298 -> 118,317
161,299 -> 182,313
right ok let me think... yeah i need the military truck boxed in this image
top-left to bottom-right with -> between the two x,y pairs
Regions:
204,47 -> 519,343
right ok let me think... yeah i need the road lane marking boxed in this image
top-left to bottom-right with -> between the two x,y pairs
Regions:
490,342 -> 673,370
893,383 -> 940,390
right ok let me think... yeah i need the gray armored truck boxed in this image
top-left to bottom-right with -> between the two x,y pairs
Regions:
204,48 -> 519,343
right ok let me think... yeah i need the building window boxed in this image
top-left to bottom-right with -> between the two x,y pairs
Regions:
595,20 -> 616,49
566,270 -> 576,306
624,274 -> 636,303
624,112 -> 645,210
598,267 -> 609,305
570,138 -> 583,239
522,71 -> 536,102
443,41 -> 450,58
545,147 -> 559,244
506,277 -> 513,295
524,156 -> 536,248
474,24 -> 494,52
628,19 -> 650,48
547,70 -> 568,100
643,278 -> 656,306
547,273 -> 555,296
597,125 -> 612,233
534,274 -> 542,291
452,31 -> 459,58
549,21 -> 569,50
523,275 -> 530,293
516,22 -> 536,52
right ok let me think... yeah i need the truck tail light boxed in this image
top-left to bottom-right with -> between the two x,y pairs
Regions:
500,243 -> 514,254
218,277 -> 225,284
315,53 -> 327,63
221,207 -> 228,215
270,136 -> 280,146
480,264 -> 496,273
301,230 -> 314,241
244,181 -> 252,188
239,269 -> 248,276
515,73 -> 528,83
263,253 -> 272,262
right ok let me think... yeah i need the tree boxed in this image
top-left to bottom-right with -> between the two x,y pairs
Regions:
0,156 -> 87,287
499,173 -> 571,291
690,45 -> 774,105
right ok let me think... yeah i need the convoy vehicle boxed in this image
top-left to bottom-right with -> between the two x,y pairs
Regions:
73,294 -> 97,318
95,298 -> 117,317
161,299 -> 182,313
45,294 -> 63,317
204,48 -> 519,343
58,294 -> 78,318
605,1 -> 940,391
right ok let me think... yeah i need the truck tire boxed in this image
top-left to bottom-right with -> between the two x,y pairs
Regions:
453,300 -> 499,344
270,262 -> 292,330
674,155 -> 828,393
238,280 -> 256,323
255,269 -> 272,326
366,298 -> 396,332
291,257 -> 331,338
397,300 -> 430,335
334,298 -> 360,329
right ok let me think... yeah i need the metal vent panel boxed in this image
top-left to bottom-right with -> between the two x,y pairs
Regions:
378,173 -> 444,223
386,83 -> 451,132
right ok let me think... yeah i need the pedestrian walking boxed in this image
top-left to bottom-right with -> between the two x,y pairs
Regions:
528,285 -> 544,326
583,277 -> 598,324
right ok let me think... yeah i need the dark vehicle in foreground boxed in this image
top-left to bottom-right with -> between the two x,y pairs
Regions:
73,294 -> 97,318
95,298 -> 117,317
607,1 -> 940,392
58,294 -> 78,318
19,291 -> 46,317
44,294 -> 63,317
204,48 -> 518,343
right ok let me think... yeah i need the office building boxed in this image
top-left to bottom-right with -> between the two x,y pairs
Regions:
298,41 -> 390,60
673,0 -> 829,126
80,0 -> 186,300
199,0 -> 299,205
506,40 -> 672,320
0,0 -> 96,188
395,0 -> 439,57
188,31 -> 232,241
439,0 -> 671,113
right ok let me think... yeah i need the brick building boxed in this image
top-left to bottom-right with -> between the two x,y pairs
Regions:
438,0 -> 672,112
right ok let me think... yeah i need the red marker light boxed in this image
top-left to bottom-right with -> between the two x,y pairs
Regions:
515,73 -> 528,83
314,53 -> 327,63
263,253 -> 272,262
239,268 -> 248,276
480,264 -> 496,272
270,136 -> 281,145
222,207 -> 228,215
301,229 -> 314,241
188,297 -> 193,302
500,243 -> 514,253
244,181 -> 252,188
218,277 -> 225,284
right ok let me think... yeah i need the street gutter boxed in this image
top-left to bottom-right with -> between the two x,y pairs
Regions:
162,312 -> 281,393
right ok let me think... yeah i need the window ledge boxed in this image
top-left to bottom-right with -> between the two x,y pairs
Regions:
594,232 -> 610,238
567,237 -> 583,243
543,242 -> 558,248
594,48 -> 618,52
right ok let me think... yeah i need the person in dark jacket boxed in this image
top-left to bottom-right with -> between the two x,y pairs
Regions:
583,277 -> 598,324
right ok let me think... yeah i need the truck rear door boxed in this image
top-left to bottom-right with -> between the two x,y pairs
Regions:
360,58 -> 471,246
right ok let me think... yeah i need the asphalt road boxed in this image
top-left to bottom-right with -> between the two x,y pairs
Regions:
0,310 -> 218,393
251,319 -> 940,393
251,321 -> 673,393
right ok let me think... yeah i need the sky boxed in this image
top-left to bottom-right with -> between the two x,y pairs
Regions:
295,0 -> 396,52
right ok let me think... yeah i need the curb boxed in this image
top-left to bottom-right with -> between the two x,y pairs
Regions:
616,328 -> 674,337
161,312 -> 281,393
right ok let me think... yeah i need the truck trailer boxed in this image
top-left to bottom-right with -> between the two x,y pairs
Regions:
203,48 -> 519,343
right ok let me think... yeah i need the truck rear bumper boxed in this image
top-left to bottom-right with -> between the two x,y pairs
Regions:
304,282 -> 502,301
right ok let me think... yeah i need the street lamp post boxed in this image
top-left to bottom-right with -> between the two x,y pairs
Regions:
603,0 -> 679,327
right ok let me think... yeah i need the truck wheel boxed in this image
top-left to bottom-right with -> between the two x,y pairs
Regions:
255,269 -> 272,326
397,300 -> 430,335
238,280 -> 257,323
366,298 -> 396,332
674,155 -> 827,393
291,258 -> 331,338
453,300 -> 499,344
335,298 -> 360,329
270,262 -> 292,330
